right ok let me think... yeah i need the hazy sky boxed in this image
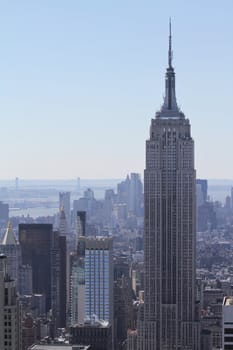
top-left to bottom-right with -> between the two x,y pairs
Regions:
0,0 -> 232,179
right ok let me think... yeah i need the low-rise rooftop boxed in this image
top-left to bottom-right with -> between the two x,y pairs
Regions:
28,345 -> 90,350
223,296 -> 233,306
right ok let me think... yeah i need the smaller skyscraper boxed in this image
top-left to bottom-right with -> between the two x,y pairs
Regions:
114,275 -> 133,348
19,264 -> 33,295
70,245 -> 85,325
196,179 -> 208,202
77,211 -> 86,237
0,222 -> 21,290
117,173 -> 143,218
59,192 -> 71,228
58,205 -> 70,324
19,224 -> 53,312
0,254 -> 22,350
129,173 -> 143,216
85,236 -> 113,325
70,211 -> 86,325
73,190 -> 96,223
19,223 -> 66,329
59,205 -> 68,237
103,189 -> 115,227
51,230 -> 67,329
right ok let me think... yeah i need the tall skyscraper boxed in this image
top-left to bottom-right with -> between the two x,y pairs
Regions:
140,23 -> 199,349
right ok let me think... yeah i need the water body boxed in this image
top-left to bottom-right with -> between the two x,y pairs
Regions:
5,179 -> 122,218
208,179 -> 233,202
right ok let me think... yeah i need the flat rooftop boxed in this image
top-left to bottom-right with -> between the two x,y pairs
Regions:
223,296 -> 233,306
29,345 -> 90,350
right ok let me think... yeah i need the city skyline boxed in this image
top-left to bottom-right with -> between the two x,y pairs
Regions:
0,1 -> 232,179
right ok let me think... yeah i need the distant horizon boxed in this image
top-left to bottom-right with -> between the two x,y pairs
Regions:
0,177 -> 233,184
0,177 -> 231,204
0,177 -> 233,181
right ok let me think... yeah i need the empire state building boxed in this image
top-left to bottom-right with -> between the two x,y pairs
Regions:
140,23 -> 200,350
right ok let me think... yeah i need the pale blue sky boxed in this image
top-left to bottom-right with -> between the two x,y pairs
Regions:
0,0 -> 232,179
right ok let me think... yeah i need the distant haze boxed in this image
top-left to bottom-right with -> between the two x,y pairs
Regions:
1,178 -> 232,203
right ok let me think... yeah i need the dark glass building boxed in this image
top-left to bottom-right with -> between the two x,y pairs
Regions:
19,224 -> 53,312
19,224 -> 67,328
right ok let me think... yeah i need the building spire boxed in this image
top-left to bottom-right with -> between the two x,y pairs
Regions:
168,18 -> 172,68
159,19 -> 180,116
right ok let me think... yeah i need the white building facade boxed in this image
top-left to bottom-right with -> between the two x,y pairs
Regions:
84,236 -> 113,325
